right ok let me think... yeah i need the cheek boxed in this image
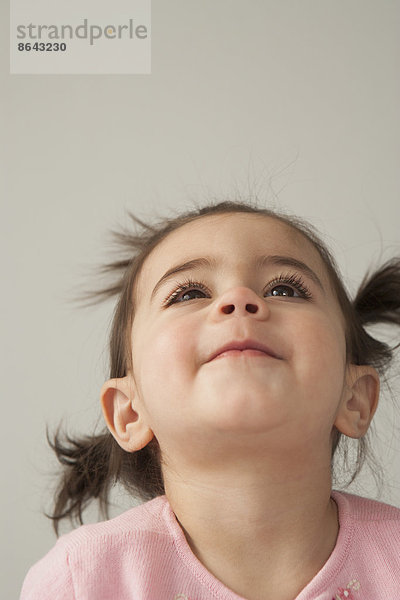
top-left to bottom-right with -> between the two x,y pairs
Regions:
291,312 -> 346,403
133,315 -> 198,392
131,316 -> 200,440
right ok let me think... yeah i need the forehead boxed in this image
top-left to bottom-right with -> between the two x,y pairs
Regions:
134,212 -> 329,300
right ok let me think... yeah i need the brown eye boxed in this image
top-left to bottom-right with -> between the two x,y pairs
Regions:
264,273 -> 312,300
163,279 -> 210,306
269,285 -> 298,297
176,288 -> 208,303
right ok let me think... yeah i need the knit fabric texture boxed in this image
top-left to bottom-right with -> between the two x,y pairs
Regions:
20,491 -> 400,599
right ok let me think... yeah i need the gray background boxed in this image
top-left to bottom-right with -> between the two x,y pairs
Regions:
2,1 -> 400,598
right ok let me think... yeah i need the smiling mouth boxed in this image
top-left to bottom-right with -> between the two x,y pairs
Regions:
213,349 -> 274,360
205,339 -> 282,363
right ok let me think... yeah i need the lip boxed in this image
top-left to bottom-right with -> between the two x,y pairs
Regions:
206,339 -> 282,363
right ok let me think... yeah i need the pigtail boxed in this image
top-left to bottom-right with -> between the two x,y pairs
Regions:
47,430 -> 116,534
354,257 -> 400,327
47,428 -> 164,535
351,257 -> 400,373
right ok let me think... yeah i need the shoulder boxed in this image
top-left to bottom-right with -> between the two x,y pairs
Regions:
332,490 -> 400,524
327,491 -> 400,591
20,537 -> 74,600
20,495 -> 170,600
332,490 -> 400,557
58,494 -> 170,550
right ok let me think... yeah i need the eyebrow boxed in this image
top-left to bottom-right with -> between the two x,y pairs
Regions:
150,254 -> 325,301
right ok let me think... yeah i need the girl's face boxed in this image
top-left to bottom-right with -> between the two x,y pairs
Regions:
129,213 -> 351,468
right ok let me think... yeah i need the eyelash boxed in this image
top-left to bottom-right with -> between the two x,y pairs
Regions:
162,272 -> 313,307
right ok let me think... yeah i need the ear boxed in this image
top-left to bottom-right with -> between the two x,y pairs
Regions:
334,364 -> 380,439
100,375 -> 154,452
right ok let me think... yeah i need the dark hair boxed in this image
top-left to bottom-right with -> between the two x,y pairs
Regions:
48,200 -> 400,533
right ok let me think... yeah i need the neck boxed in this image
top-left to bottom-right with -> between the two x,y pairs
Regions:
163,452 -> 339,600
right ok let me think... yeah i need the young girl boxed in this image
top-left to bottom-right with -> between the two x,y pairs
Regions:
21,201 -> 400,600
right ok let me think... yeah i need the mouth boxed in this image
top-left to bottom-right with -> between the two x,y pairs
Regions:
206,339 -> 282,363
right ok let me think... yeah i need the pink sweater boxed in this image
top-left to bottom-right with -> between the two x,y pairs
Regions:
20,491 -> 400,599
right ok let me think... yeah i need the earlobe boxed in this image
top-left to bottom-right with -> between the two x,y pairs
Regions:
334,365 -> 380,439
100,376 -> 154,452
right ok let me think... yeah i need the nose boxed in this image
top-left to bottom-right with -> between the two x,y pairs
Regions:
211,286 -> 270,320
